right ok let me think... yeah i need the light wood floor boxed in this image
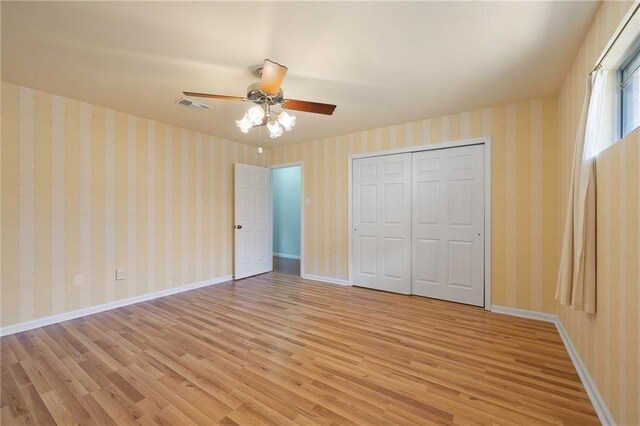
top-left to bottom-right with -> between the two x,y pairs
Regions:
1,271 -> 598,425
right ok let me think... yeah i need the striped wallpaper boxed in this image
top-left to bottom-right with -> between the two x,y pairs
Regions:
267,97 -> 560,313
2,3 -> 638,421
593,130 -> 640,425
1,81 -> 264,327
557,1 -> 639,424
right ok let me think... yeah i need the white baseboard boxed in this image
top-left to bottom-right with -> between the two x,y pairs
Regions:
0,275 -> 233,337
555,317 -> 615,425
301,273 -> 350,286
273,252 -> 301,260
490,305 -> 558,323
491,305 -> 614,426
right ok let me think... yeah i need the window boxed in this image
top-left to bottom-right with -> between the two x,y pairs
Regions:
620,45 -> 640,138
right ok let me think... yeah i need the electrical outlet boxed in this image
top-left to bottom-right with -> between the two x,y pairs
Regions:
116,268 -> 126,280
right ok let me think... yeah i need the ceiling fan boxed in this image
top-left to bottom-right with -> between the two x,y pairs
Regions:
183,59 -> 337,138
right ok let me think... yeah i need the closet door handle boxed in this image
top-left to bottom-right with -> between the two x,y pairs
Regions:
235,225 -> 243,230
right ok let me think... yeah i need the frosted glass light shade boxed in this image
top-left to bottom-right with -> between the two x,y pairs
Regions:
277,111 -> 296,131
236,113 -> 253,133
247,105 -> 266,125
267,120 -> 283,138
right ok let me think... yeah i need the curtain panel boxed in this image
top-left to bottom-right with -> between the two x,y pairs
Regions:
556,70 -> 610,314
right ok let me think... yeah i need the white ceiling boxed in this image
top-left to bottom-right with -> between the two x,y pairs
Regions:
1,1 -> 599,147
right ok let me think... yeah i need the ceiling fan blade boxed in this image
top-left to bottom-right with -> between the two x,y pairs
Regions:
260,59 -> 288,95
282,99 -> 337,115
183,92 -> 244,101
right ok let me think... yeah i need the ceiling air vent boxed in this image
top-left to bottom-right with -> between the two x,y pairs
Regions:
176,98 -> 210,110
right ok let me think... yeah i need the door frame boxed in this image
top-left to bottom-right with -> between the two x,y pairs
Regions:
269,161 -> 305,277
348,136 -> 492,310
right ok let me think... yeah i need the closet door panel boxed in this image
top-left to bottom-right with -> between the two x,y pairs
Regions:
352,145 -> 484,305
412,145 -> 484,307
353,154 -> 411,294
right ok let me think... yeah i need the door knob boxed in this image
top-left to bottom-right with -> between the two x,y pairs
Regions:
235,225 -> 243,230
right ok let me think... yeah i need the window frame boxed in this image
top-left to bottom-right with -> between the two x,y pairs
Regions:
619,40 -> 640,139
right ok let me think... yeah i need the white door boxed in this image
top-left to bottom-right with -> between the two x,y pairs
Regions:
412,144 -> 484,306
234,163 -> 272,279
352,154 -> 412,294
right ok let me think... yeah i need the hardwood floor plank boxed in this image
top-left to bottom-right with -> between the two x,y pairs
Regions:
39,389 -> 82,425
146,404 -> 198,426
1,363 -> 31,420
90,385 -> 141,423
10,373 -> 56,425
1,271 -> 599,424
78,393 -> 119,426
32,355 -> 91,421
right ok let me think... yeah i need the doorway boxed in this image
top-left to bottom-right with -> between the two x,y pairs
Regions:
272,165 -> 302,276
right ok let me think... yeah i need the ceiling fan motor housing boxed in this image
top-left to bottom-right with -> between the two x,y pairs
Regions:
246,82 -> 284,105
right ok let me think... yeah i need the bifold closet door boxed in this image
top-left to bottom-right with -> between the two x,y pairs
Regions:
412,145 -> 485,307
352,153 -> 412,294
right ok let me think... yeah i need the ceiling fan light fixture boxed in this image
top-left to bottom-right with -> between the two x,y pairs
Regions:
277,110 -> 296,131
185,59 -> 335,139
267,120 -> 283,138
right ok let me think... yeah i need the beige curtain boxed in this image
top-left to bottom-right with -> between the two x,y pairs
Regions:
556,71 -> 608,314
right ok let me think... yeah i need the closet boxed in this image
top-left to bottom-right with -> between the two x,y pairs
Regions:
352,144 -> 485,307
